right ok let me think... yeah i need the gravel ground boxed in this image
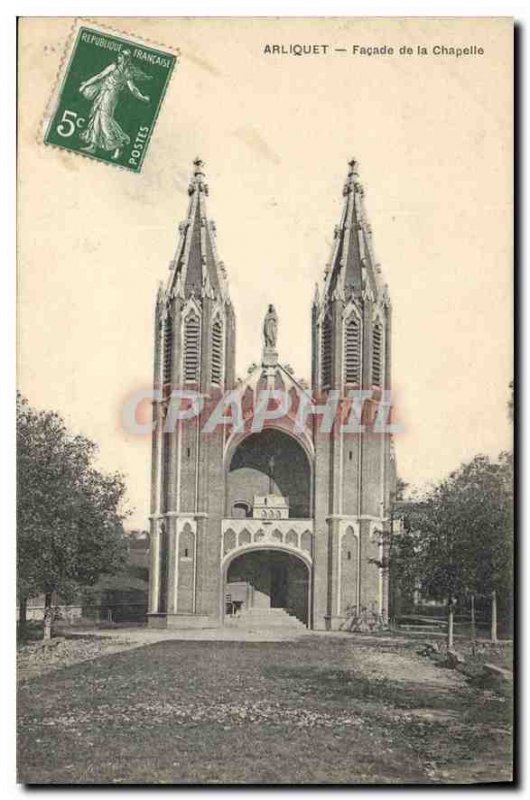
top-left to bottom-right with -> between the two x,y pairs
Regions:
17,631 -> 513,784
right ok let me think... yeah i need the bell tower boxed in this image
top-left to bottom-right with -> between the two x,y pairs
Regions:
147,157 -> 395,631
311,160 -> 394,629
148,159 -> 236,627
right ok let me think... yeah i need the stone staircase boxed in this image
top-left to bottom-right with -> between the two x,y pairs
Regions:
225,607 -> 307,632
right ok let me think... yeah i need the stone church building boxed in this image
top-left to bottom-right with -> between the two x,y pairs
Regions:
148,158 -> 396,630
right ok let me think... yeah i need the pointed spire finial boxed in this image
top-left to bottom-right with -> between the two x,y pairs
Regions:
193,156 -> 205,174
344,158 -> 360,196
189,157 -> 208,195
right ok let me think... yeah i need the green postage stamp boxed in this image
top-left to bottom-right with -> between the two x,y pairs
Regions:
44,25 -> 177,172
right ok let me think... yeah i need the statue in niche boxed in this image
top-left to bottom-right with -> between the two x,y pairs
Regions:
263,304 -> 278,349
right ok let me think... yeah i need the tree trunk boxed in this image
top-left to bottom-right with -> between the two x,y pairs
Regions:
470,594 -> 476,642
43,592 -> 53,641
491,589 -> 498,644
447,599 -> 454,650
18,597 -> 28,631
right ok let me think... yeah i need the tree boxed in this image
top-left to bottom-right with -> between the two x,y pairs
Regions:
17,394 -> 129,639
387,506 -> 426,618
408,489 -> 467,649
405,454 -> 513,648
370,477 -> 420,620
459,453 -> 513,641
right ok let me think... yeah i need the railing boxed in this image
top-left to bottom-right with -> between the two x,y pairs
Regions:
221,518 -> 314,562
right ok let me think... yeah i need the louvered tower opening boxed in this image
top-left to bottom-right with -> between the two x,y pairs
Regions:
321,315 -> 332,388
163,315 -> 173,385
184,313 -> 200,382
211,318 -> 223,385
372,322 -> 383,387
344,314 -> 361,385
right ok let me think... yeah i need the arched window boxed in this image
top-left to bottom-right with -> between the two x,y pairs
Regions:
372,321 -> 383,387
238,529 -> 251,546
321,315 -> 332,388
183,312 -> 200,382
232,501 -> 251,519
163,314 -> 173,385
211,317 -> 223,385
223,529 -> 236,555
344,314 -> 361,385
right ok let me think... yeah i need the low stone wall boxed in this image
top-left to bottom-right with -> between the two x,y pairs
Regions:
17,602 -> 147,624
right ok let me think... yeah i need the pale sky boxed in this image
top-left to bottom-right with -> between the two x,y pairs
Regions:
18,17 -> 513,527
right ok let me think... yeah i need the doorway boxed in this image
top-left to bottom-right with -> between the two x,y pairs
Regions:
225,548 -> 310,624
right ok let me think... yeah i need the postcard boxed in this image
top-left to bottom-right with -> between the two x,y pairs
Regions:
17,17 -> 513,785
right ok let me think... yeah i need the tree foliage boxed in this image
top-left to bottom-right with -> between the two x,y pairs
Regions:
17,394 -> 129,612
401,453 -> 513,621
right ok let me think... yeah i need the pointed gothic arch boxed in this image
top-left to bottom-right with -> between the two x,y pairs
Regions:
371,317 -> 384,388
344,308 -> 362,386
320,312 -> 333,388
183,309 -> 201,383
226,428 -> 312,519
211,313 -> 224,385
162,311 -> 173,385
223,528 -> 236,555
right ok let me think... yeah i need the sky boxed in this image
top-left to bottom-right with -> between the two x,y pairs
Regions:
18,17 -> 513,527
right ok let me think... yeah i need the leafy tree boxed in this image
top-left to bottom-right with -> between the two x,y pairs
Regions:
459,452 -> 513,641
387,505 -> 426,617
370,477 -> 419,620
17,394 -> 129,639
406,454 -> 513,647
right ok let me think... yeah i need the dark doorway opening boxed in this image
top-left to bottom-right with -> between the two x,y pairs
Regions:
225,549 -> 309,624
270,560 -> 287,608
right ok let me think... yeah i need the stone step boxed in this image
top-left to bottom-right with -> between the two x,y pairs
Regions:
225,607 -> 306,629
241,608 -> 293,616
227,617 -> 305,627
234,615 -> 296,622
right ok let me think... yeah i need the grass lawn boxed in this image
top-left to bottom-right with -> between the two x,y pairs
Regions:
17,634 -> 513,785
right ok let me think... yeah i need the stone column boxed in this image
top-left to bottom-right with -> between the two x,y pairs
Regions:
165,518 -> 178,615
326,516 -> 343,629
148,519 -> 160,614
148,291 -> 164,617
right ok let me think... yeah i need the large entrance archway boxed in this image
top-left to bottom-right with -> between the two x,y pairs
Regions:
226,428 -> 312,519
224,548 -> 310,625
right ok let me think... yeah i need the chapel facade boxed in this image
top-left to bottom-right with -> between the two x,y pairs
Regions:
148,158 -> 396,630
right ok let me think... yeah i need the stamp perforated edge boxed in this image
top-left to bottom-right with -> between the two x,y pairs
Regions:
40,17 -> 181,174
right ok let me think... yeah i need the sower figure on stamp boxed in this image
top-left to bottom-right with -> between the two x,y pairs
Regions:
78,49 -> 150,160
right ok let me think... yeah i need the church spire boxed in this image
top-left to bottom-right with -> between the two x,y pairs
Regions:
167,158 -> 230,301
323,159 -> 381,302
